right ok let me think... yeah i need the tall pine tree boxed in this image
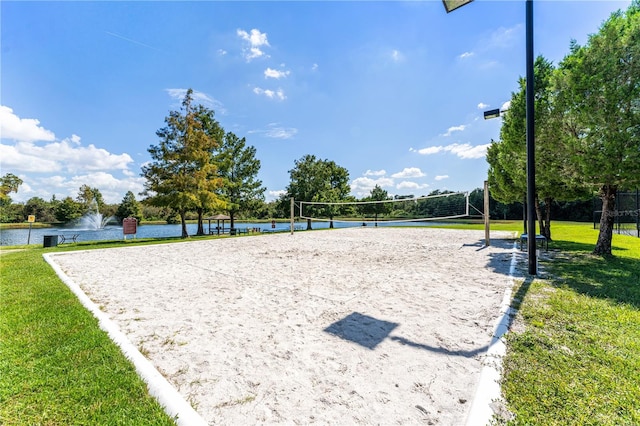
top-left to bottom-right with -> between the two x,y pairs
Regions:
141,89 -> 224,238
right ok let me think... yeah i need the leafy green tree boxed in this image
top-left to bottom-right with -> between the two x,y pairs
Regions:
253,199 -> 278,220
76,184 -> 104,214
487,56 -> 589,239
274,193 -> 293,219
554,1 -> 640,255
214,131 -> 265,229
358,185 -> 392,225
140,204 -> 172,222
0,173 -> 23,206
141,89 -> 224,238
285,155 -> 351,229
415,190 -> 462,219
193,103 -> 226,235
24,197 -> 57,223
116,191 -> 143,223
0,203 -> 24,223
55,196 -> 83,223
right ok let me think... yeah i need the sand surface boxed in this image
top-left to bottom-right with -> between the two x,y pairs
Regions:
49,227 -> 516,425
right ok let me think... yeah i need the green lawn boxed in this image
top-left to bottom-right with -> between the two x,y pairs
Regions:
0,247 -> 176,425
501,223 -> 640,425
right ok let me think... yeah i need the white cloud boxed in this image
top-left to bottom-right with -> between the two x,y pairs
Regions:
29,172 -> 145,204
67,171 -> 137,191
435,175 -> 449,181
237,28 -> 270,61
218,49 -> 227,56
311,63 -> 318,71
165,88 -> 227,114
266,127 -> 297,139
396,181 -> 429,190
477,102 -> 489,109
391,167 -> 425,179
0,137 -> 133,174
0,106 -> 56,142
391,49 -> 404,62
351,176 -> 394,196
264,68 -> 290,79
441,125 -> 466,137
267,189 -> 286,201
0,143 -> 60,172
364,169 -> 386,177
248,123 -> 297,139
411,146 -> 440,155
501,100 -> 511,111
459,51 -> 474,59
412,143 -> 490,159
253,87 -> 286,101
488,25 -> 522,49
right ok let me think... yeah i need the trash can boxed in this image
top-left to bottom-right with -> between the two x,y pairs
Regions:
43,235 -> 58,248
230,228 -> 237,236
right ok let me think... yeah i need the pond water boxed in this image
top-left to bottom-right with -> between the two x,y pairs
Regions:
0,220 -> 437,246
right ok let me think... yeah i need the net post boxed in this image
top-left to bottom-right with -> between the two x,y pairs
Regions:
484,181 -> 490,247
290,197 -> 294,235
465,191 -> 470,217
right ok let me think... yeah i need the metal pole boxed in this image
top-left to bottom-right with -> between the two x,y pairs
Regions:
484,181 -> 490,247
523,197 -> 527,234
636,189 -> 640,238
290,197 -> 295,235
526,0 -> 537,275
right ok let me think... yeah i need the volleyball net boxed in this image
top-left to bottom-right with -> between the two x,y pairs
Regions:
298,191 -> 470,225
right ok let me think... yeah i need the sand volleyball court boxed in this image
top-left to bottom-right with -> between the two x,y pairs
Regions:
48,227 -> 516,425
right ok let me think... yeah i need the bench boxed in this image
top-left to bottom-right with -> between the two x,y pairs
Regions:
59,234 -> 80,244
209,228 -> 230,235
231,228 -> 249,236
519,233 -> 547,251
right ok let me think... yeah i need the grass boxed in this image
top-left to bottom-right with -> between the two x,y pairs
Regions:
0,248 -> 176,425
1,221 -> 639,424
501,223 -> 640,425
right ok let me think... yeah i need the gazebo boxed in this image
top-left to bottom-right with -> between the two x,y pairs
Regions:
205,214 -> 230,235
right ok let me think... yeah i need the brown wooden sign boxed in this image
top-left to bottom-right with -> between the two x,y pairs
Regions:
123,217 -> 137,236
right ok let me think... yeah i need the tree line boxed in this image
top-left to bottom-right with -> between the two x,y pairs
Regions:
487,1 -> 639,255
0,171 -> 600,229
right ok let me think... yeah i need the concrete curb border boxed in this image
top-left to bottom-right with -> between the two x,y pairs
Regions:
465,242 -> 519,425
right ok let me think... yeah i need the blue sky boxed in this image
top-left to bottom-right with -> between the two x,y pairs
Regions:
1,0 -> 631,204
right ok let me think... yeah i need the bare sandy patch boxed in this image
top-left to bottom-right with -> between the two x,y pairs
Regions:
49,227 -> 516,425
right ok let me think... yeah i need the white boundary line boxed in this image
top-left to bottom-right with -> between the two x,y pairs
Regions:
465,242 -> 519,426
43,253 -> 208,426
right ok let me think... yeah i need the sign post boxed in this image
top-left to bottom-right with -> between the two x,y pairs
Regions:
27,215 -> 35,244
123,217 -> 137,240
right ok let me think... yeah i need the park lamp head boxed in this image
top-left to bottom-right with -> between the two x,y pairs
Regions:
483,108 -> 501,120
442,0 -> 474,13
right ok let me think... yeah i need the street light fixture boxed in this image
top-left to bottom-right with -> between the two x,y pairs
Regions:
442,0 -> 474,14
483,108 -> 501,120
446,0 -> 537,275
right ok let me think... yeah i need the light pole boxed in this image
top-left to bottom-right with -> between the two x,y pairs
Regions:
446,0 -> 537,275
524,0 -> 536,275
